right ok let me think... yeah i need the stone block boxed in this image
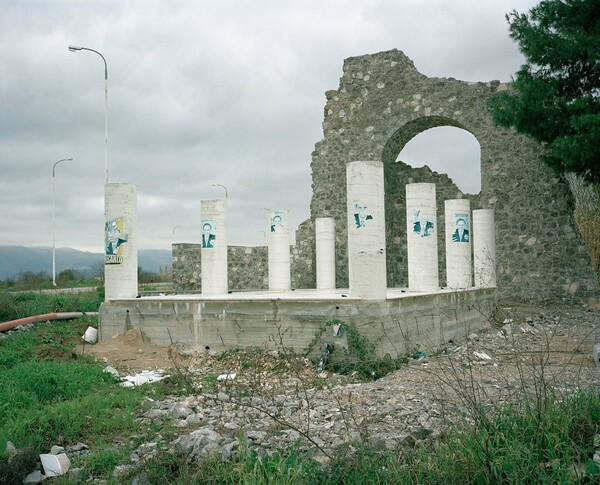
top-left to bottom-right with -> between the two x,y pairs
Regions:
40,453 -> 70,477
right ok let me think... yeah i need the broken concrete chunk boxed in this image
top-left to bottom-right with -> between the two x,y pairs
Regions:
23,470 -> 43,484
5,440 -> 17,461
40,452 -> 71,477
104,365 -> 120,377
501,323 -> 512,337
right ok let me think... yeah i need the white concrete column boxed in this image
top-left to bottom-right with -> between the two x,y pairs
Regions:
445,199 -> 472,289
347,161 -> 386,299
268,209 -> 291,291
201,199 -> 228,295
406,183 -> 439,292
315,217 -> 336,290
104,183 -> 138,301
473,209 -> 496,288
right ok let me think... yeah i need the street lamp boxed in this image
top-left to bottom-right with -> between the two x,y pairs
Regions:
52,157 -> 75,286
212,183 -> 228,198
68,45 -> 108,185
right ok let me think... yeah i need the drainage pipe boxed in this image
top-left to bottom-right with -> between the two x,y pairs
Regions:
0,312 -> 97,332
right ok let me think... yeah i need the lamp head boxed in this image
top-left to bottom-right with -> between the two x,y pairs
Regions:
68,45 -> 82,52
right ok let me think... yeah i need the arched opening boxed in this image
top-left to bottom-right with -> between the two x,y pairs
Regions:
396,126 -> 481,194
381,118 -> 482,288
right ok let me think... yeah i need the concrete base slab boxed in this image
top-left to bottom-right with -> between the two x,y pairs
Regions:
99,287 -> 497,357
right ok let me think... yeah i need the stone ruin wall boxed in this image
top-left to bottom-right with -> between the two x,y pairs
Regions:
173,49 -> 598,303
309,49 -> 598,302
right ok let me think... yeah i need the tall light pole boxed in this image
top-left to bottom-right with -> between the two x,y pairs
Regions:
68,45 -> 108,185
52,157 -> 74,286
212,183 -> 228,198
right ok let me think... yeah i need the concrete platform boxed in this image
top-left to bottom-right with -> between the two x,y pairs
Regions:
99,287 -> 497,357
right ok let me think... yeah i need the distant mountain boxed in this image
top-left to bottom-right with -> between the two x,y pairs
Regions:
0,246 -> 171,280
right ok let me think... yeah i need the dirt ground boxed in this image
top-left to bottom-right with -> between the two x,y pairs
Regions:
78,328 -> 175,372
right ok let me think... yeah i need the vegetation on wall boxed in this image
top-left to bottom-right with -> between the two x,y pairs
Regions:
568,174 -> 600,279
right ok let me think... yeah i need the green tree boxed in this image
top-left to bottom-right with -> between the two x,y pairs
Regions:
489,0 -> 600,182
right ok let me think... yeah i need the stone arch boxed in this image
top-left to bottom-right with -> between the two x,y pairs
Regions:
382,116 -> 481,288
382,115 -> 470,166
396,126 -> 481,194
307,49 -> 598,302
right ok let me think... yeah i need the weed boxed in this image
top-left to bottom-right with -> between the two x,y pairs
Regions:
306,319 -> 407,380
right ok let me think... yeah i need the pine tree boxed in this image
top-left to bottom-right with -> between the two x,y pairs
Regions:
489,0 -> 600,182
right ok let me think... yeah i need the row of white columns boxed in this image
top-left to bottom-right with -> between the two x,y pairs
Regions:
199,201 -> 295,295
346,161 -> 496,299
103,161 -> 495,301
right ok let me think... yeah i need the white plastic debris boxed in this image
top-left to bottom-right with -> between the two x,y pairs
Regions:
40,453 -> 71,477
120,369 -> 169,387
81,326 -> 98,344
217,373 -> 237,381
473,351 -> 492,361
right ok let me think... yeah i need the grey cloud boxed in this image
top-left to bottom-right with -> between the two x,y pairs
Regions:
1,0 -> 540,253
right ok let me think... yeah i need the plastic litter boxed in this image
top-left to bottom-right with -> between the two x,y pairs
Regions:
81,326 -> 98,344
120,369 -> 169,387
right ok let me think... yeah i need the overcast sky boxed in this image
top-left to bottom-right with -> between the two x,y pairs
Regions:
1,0 -> 539,253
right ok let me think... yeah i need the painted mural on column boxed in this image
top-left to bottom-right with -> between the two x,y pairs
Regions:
201,220 -> 217,248
105,217 -> 128,264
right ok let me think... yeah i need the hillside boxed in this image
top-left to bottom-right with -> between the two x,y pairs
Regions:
0,246 -> 171,280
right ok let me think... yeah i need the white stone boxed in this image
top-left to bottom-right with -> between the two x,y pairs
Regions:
23,470 -> 43,484
104,365 -> 120,377
40,453 -> 71,477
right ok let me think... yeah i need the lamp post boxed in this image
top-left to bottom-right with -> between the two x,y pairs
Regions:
68,45 -> 108,185
52,157 -> 74,286
212,183 -> 228,198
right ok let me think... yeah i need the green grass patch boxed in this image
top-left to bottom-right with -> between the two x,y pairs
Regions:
0,318 -> 151,456
0,290 -> 102,322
